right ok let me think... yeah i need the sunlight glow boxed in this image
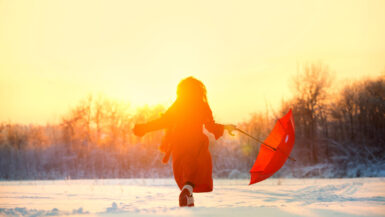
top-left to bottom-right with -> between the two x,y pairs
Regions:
1,0 -> 384,124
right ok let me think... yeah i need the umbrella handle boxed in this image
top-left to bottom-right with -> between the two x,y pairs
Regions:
235,128 -> 296,162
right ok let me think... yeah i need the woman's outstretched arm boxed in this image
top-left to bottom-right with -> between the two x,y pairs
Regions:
204,105 -> 236,139
133,116 -> 168,137
133,104 -> 175,137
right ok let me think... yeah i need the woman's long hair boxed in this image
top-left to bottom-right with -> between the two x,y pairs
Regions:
167,76 -> 210,124
176,76 -> 207,104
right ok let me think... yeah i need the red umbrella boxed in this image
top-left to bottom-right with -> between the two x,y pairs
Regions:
237,109 -> 295,185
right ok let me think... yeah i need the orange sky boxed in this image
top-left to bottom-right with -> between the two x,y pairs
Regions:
1,0 -> 384,124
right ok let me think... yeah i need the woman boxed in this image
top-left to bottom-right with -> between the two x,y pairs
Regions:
133,76 -> 236,207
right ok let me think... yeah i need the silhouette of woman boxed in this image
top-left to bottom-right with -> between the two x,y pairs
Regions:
133,76 -> 236,207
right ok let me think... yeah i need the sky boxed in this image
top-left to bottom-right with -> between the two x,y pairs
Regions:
1,0 -> 384,124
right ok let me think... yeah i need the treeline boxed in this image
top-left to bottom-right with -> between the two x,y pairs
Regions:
280,63 -> 385,177
0,64 -> 384,179
0,97 -> 171,179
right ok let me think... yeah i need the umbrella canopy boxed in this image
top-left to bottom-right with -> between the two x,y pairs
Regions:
249,109 -> 295,185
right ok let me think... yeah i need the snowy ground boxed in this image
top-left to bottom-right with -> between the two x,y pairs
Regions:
0,178 -> 384,217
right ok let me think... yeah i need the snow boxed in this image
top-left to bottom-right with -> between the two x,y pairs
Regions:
0,178 -> 384,217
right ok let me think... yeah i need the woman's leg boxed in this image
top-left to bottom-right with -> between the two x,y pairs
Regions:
179,182 -> 194,207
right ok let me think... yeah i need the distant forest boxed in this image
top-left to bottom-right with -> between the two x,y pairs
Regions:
1,63 -> 384,180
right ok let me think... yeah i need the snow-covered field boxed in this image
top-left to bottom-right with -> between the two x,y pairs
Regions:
1,178 -> 384,217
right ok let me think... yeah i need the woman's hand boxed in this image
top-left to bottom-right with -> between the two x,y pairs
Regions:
133,123 -> 146,137
224,124 -> 237,136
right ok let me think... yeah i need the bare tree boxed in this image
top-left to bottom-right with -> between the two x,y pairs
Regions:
290,62 -> 333,164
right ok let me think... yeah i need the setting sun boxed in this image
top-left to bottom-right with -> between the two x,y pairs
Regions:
1,1 -> 385,216
1,0 -> 384,124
